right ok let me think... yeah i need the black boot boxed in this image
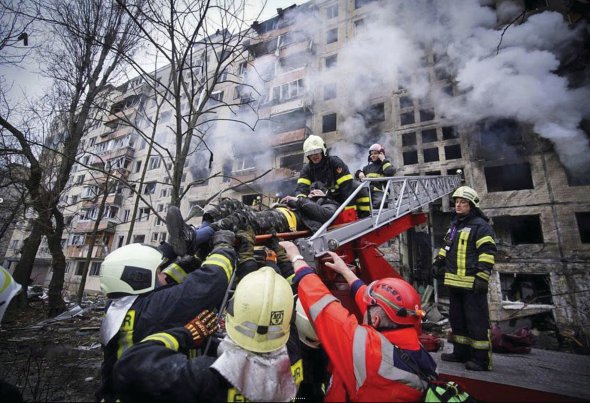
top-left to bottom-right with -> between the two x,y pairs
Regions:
441,353 -> 468,363
166,206 -> 196,256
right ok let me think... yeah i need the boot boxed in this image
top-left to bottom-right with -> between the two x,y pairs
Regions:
166,206 -> 196,256
441,353 -> 468,363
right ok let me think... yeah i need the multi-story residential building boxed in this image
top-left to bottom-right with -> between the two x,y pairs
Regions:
4,0 -> 589,344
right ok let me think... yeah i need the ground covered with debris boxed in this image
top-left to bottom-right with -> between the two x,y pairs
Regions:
0,297 -> 105,402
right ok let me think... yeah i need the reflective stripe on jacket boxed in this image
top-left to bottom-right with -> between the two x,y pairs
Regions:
437,212 -> 496,289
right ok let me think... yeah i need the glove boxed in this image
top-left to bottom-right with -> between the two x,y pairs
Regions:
212,230 -> 235,249
264,247 -> 278,264
473,276 -> 489,294
157,241 -> 177,268
194,225 -> 215,246
184,309 -> 219,347
432,257 -> 446,280
236,228 -> 256,263
265,234 -> 289,264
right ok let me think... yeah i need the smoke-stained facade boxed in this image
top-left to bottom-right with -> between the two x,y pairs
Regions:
3,0 -> 589,346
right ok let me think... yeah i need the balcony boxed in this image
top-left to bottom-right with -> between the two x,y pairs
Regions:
71,218 -> 117,233
270,97 -> 311,116
90,146 -> 135,165
104,106 -> 138,124
65,244 -> 110,259
270,128 -> 306,147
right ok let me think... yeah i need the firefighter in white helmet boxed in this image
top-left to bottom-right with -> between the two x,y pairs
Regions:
97,231 -> 236,402
355,143 -> 396,208
284,135 -> 371,218
432,185 -> 497,371
113,267 -> 300,402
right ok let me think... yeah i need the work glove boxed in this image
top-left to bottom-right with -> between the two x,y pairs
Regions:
212,230 -> 235,250
236,228 -> 256,264
431,257 -> 446,280
473,276 -> 489,294
157,241 -> 177,269
265,234 -> 289,264
184,309 -> 219,348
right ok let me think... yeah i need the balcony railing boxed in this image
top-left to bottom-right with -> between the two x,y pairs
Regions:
65,244 -> 110,259
71,218 -> 117,233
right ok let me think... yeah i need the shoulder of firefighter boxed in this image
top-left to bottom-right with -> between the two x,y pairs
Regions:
295,268 -> 435,401
436,214 -> 496,291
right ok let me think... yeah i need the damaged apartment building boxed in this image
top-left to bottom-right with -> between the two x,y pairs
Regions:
3,0 -> 589,347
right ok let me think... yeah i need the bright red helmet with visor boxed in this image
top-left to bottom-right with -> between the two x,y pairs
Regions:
362,278 -> 425,327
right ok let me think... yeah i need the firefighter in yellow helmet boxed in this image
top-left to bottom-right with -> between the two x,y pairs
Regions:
285,135 -> 371,218
432,185 -> 497,371
113,267 -> 300,402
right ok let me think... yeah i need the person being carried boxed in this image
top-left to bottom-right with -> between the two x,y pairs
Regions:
112,267 -> 300,402
355,143 -> 396,209
166,181 -> 339,257
280,240 -> 437,401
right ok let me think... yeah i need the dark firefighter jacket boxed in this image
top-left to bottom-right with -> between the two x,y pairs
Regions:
112,325 -> 303,402
295,269 -> 437,401
355,158 -> 396,193
436,210 -> 496,290
289,194 -> 340,232
96,246 -> 234,402
295,155 -> 356,209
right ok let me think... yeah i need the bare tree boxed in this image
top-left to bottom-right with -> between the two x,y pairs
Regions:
0,0 -> 145,315
116,0 -> 268,208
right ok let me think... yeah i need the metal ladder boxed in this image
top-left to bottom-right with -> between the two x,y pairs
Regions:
295,175 -> 462,260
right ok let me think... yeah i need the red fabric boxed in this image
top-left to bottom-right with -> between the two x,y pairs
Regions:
298,274 -> 423,402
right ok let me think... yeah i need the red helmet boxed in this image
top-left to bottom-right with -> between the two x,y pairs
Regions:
369,143 -> 384,154
362,278 -> 425,326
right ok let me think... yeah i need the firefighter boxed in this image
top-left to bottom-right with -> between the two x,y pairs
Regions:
112,267 -> 300,402
96,231 -> 235,402
355,143 -> 396,208
286,135 -> 371,218
280,241 -> 438,401
432,185 -> 496,371
167,181 -> 340,257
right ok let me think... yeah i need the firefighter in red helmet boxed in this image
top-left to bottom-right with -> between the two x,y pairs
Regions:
280,241 -> 437,402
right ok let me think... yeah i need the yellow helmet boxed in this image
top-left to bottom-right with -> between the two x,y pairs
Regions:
226,266 -> 293,353
303,135 -> 327,157
295,298 -> 320,349
452,186 -> 480,208
99,244 -> 162,296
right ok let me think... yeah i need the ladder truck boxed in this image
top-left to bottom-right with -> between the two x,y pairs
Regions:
255,174 -> 462,324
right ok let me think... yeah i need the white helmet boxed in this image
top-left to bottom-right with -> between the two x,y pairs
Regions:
452,186 -> 480,208
0,266 -> 22,325
303,135 -> 327,157
99,244 -> 163,296
369,143 -> 384,154
226,266 -> 294,353
295,298 -> 320,349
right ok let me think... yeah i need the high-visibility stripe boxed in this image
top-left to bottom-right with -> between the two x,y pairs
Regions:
444,273 -> 474,289
476,271 -> 490,281
162,263 -> 187,284
438,249 -> 447,257
276,207 -> 298,231
358,205 -> 371,212
382,162 -> 392,170
298,178 -> 312,186
478,253 -> 495,265
296,193 -> 307,198
116,309 -> 135,358
344,205 -> 357,211
0,268 -> 10,293
471,339 -> 491,350
451,334 -> 471,346
456,229 -> 470,277
476,235 -> 495,249
366,173 -> 383,178
142,332 -> 180,351
203,254 -> 233,281
285,273 -> 295,285
308,294 -> 338,321
356,196 -> 370,203
336,173 -> 353,185
352,326 -> 368,389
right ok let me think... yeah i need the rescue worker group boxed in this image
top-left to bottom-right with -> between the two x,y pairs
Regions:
95,135 -> 496,402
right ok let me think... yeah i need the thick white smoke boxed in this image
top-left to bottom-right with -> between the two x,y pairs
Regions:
236,0 -> 590,178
